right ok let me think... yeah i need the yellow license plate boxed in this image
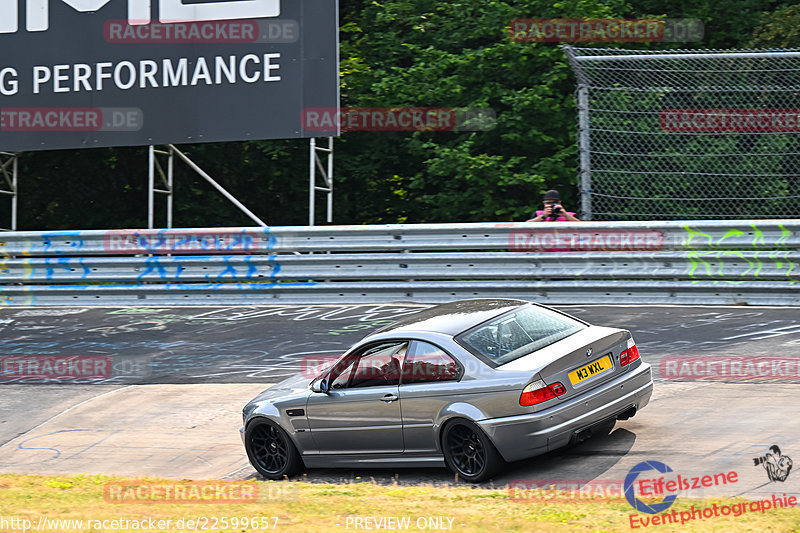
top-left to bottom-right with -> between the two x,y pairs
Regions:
569,355 -> 613,385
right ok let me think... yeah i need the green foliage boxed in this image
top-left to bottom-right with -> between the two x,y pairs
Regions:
627,0 -> 786,48
332,0 -> 623,223
750,4 -> 800,48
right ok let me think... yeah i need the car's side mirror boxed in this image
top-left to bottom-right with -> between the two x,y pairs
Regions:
311,378 -> 330,394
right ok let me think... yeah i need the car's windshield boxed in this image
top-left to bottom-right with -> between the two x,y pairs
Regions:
456,305 -> 586,366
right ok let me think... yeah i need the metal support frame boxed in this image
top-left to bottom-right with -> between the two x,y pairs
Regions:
147,144 -> 267,229
577,86 -> 592,221
147,146 -> 174,229
309,137 -> 334,226
3,140 -> 318,231
0,152 -> 18,231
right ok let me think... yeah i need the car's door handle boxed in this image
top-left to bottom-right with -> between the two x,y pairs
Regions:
381,394 -> 398,403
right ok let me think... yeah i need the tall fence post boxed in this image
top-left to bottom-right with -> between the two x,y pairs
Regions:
577,86 -> 592,221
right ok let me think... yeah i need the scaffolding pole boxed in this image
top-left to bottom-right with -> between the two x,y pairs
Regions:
0,152 -> 18,231
309,137 -> 334,226
147,146 -> 176,229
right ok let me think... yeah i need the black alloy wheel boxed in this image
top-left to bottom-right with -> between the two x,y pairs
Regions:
442,420 -> 503,483
245,420 -> 302,479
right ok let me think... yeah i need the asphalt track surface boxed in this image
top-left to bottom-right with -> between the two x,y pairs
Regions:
1,304 -> 799,502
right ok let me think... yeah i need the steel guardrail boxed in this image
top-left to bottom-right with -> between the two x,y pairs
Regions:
1,220 -> 798,305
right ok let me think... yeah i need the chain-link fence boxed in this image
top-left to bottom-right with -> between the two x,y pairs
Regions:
564,46 -> 800,220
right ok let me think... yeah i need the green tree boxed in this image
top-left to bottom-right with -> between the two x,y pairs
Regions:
750,4 -> 800,47
334,0 -> 630,223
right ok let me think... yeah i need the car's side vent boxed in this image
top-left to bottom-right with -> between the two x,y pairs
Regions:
286,409 -> 305,417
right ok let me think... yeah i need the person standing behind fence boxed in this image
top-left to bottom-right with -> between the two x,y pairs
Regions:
527,190 -> 580,222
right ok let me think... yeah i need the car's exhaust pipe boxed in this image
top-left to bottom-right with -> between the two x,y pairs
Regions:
574,428 -> 593,443
570,405 -> 637,445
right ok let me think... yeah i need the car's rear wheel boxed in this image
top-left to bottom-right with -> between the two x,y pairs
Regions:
245,419 -> 302,479
442,420 -> 504,483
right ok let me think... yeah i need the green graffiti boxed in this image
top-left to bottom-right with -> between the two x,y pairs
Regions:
778,224 -> 791,246
683,224 -> 797,284
683,226 -> 714,247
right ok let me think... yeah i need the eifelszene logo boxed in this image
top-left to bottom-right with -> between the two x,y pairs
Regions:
624,461 -> 678,514
625,460 -> 740,517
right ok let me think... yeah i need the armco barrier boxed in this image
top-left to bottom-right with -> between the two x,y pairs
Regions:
0,220 -> 798,306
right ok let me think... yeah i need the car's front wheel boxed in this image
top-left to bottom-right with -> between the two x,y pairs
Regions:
245,419 -> 303,480
442,419 -> 504,483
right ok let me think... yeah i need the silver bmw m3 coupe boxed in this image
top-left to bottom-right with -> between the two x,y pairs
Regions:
241,299 -> 653,482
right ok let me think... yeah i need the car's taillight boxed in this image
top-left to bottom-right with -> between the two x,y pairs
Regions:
520,379 -> 566,406
620,338 -> 641,367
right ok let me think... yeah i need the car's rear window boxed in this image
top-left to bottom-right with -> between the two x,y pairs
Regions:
455,305 -> 586,366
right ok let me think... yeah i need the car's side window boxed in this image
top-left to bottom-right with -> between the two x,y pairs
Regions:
401,341 -> 459,384
328,357 -> 358,390
329,342 -> 407,389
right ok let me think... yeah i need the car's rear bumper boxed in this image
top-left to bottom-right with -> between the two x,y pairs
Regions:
478,362 -> 653,463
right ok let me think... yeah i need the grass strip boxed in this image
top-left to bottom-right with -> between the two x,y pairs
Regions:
0,473 -> 798,532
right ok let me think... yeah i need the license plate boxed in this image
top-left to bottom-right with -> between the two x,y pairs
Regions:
569,355 -> 613,385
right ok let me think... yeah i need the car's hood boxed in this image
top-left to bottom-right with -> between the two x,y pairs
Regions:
250,372 -> 314,403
